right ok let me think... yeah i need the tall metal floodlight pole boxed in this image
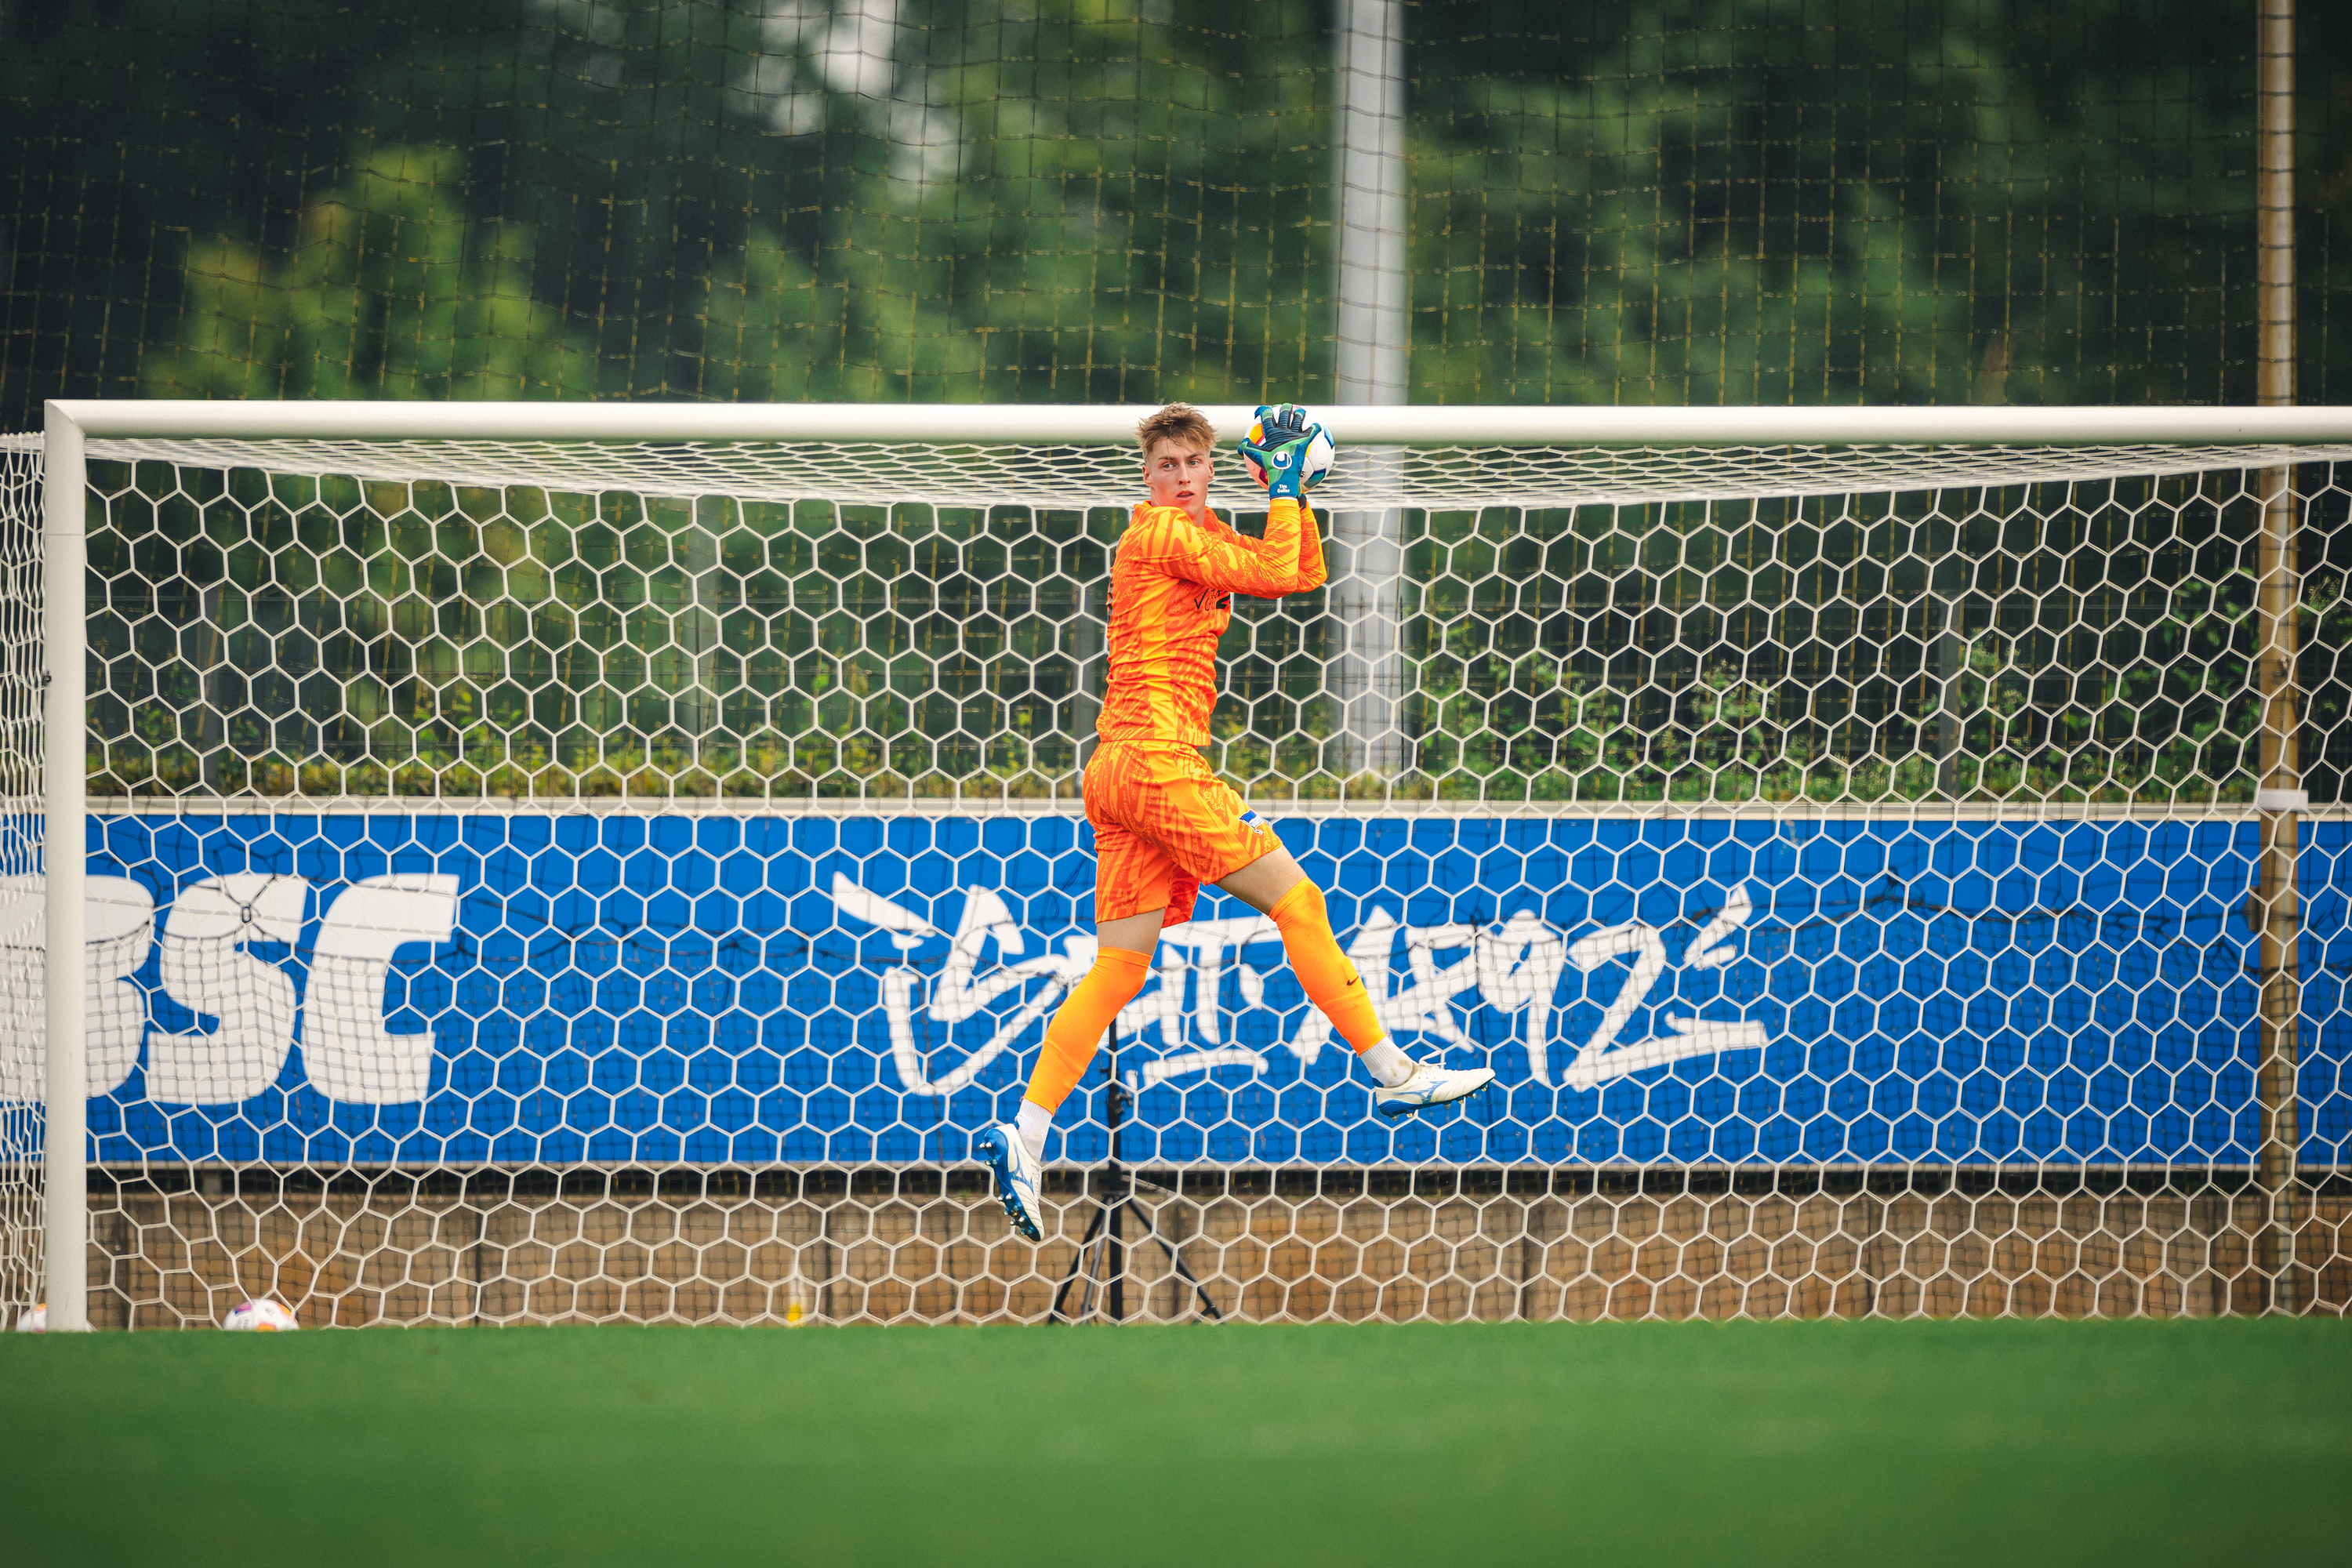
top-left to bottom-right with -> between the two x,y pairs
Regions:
2252,0 -> 2303,1316
1330,0 -> 1409,781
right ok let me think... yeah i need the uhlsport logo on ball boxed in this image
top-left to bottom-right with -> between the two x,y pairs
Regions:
222,1299 -> 300,1332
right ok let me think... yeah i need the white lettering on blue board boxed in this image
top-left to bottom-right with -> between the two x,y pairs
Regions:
828,877 -> 1769,1095
0,874 -> 459,1105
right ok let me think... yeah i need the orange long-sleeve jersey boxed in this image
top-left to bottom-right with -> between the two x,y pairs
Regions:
1096,495 -> 1327,745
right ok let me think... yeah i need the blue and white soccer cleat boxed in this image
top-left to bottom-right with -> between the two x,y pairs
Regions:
975,1122 -> 1046,1242
1371,1060 -> 1497,1120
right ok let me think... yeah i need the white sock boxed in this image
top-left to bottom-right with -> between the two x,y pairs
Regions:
1359,1040 -> 1415,1088
1015,1100 -> 1052,1160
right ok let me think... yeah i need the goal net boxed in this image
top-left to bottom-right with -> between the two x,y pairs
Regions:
4,403 -> 2348,1326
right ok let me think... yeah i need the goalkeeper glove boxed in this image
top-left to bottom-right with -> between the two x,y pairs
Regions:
1239,403 -> 1332,501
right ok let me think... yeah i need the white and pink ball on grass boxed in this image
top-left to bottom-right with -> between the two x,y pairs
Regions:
222,1299 -> 300,1332
10,1299 -> 299,1330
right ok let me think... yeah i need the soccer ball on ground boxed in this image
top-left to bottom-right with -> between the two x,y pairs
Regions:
223,1298 -> 300,1332
1239,407 -> 1335,493
14,1302 -> 45,1332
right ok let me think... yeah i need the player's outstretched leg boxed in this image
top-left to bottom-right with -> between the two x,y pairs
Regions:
1264,879 -> 1495,1117
978,943 -> 1152,1240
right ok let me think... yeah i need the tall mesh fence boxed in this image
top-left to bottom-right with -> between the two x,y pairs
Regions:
5,0 -> 2351,422
0,430 -> 2347,1324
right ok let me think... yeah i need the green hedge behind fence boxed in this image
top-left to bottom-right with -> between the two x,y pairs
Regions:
9,0 -> 2348,418
78,459 -> 2352,807
14,0 -> 2352,804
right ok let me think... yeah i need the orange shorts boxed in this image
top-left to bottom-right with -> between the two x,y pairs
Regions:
1083,742 -> 1281,927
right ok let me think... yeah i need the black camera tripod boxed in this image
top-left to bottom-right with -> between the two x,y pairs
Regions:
1049,1022 -> 1223,1323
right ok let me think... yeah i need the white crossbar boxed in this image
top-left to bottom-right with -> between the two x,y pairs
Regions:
43,398 -> 2352,447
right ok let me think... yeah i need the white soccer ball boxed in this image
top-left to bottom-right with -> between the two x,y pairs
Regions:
1240,409 -> 1335,493
13,1302 -> 45,1333
222,1298 -> 300,1332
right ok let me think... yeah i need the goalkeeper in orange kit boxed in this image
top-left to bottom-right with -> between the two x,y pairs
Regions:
975,401 -> 1495,1241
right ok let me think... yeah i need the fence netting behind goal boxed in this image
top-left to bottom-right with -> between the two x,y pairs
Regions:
9,0 -> 2347,425
4,431 -> 2350,1324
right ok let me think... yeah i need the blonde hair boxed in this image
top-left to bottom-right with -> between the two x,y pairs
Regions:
1136,402 -> 1217,456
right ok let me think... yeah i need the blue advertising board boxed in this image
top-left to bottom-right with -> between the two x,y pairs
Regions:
31,811 -> 2351,1168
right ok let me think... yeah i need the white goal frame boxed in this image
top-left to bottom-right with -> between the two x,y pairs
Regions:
32,397 -> 2352,1329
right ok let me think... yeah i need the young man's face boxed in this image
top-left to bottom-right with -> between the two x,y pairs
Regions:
1142,438 -> 1214,521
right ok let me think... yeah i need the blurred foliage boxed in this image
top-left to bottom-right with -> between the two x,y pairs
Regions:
7,0 -> 2345,415
83,462 -> 1114,802
1398,477 -> 2316,808
75,459 -> 2352,807
9,0 -> 2352,804
145,148 -> 601,401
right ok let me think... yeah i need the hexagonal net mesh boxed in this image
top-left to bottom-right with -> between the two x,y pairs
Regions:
18,431 -> 2352,809
0,441 -> 44,1322
4,426 -> 2351,1325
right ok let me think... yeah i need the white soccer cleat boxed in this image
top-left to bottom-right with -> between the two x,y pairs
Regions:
1371,1059 -> 1497,1120
975,1122 -> 1046,1242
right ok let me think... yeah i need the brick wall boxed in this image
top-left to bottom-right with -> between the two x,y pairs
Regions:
64,1167 -> 2352,1327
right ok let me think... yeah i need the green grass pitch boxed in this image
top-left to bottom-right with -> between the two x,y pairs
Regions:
2,1320 -> 2346,1566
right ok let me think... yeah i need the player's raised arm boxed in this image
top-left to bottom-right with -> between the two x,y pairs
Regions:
1128,403 -> 1334,597
1292,499 -> 1328,593
1127,501 -> 1308,597
1249,403 -> 1333,594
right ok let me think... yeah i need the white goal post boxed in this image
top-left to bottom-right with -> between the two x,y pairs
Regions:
16,398 -> 2352,1329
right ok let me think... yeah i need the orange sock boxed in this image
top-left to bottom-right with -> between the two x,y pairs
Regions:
1023,946 -> 1153,1114
1269,880 -> 1388,1055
